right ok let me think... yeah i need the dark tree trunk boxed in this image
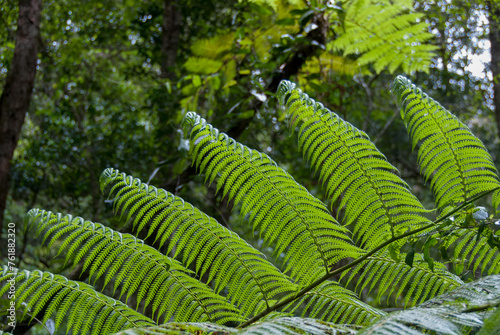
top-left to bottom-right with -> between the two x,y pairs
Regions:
0,0 -> 42,232
161,0 -> 181,80
489,2 -> 500,138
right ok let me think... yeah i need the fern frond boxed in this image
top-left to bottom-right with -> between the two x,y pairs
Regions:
239,317 -> 359,334
341,250 -> 462,307
99,168 -> 298,317
277,80 -> 431,249
190,33 -> 234,60
112,322 -> 237,335
300,53 -> 369,77
25,209 -> 244,324
439,227 -> 500,275
246,0 -> 304,11
331,0 -> 437,74
182,112 -> 364,285
359,274 -> 500,335
111,318 -> 358,335
184,57 -> 223,75
477,305 -> 500,335
0,266 -> 154,335
392,76 -> 500,210
284,281 -> 385,324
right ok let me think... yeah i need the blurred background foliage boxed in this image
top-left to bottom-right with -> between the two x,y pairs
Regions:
1,0 -> 499,332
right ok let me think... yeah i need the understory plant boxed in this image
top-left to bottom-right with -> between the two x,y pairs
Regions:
1,76 -> 500,335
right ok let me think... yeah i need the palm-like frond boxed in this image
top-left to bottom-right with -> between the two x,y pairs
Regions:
358,274 -> 500,335
277,80 -> 431,249
111,318 -> 359,335
392,76 -> 500,210
190,33 -> 234,60
477,306 -> 500,335
182,112 -> 364,285
300,53 -> 369,78
99,168 -> 297,316
0,266 -> 154,335
283,281 -> 385,324
439,227 -> 500,275
239,317 -> 359,335
112,322 -> 237,335
341,250 -> 462,307
25,209 -> 243,324
331,0 -> 437,74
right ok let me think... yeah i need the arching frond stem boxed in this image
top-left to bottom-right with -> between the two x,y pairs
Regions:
237,189 -> 497,328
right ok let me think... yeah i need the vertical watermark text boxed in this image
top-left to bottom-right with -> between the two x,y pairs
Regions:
6,222 -> 17,329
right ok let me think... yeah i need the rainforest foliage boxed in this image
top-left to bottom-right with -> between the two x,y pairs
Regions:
1,0 -> 500,334
2,77 -> 500,335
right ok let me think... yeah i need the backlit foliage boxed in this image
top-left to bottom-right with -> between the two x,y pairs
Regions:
1,77 -> 499,334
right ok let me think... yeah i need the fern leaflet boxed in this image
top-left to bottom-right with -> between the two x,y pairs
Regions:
100,168 -> 298,316
341,250 -> 462,307
182,112 -> 364,285
25,209 -> 243,324
0,266 -> 154,335
359,274 -> 500,335
392,75 -> 500,211
331,0 -> 437,74
278,80 -> 431,249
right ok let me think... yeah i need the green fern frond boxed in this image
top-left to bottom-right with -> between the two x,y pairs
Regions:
245,0 -> 304,11
341,250 -> 462,307
111,318 -> 358,335
392,76 -> 500,210
25,209 -> 244,324
184,57 -> 223,75
239,317 -> 359,334
277,80 -> 431,249
359,274 -> 500,335
191,33 -> 234,60
182,112 -> 364,285
439,227 -> 500,275
284,281 -> 385,324
331,0 -> 437,74
477,306 -> 500,335
0,266 -> 154,335
99,168 -> 298,317
300,53 -> 369,77
112,322 -> 237,335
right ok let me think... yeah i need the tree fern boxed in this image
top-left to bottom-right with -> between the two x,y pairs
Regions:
277,80 -> 431,249
438,226 -> 500,275
0,266 -> 154,335
283,281 -> 385,324
341,250 -> 462,306
477,305 -> 500,335
25,209 -> 243,324
111,276 -> 500,335
358,274 -> 500,335
99,168 -> 298,316
182,111 -> 364,285
5,76 -> 500,334
391,75 -> 500,211
331,0 -> 437,74
111,322 -> 237,335
111,317 -> 359,335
